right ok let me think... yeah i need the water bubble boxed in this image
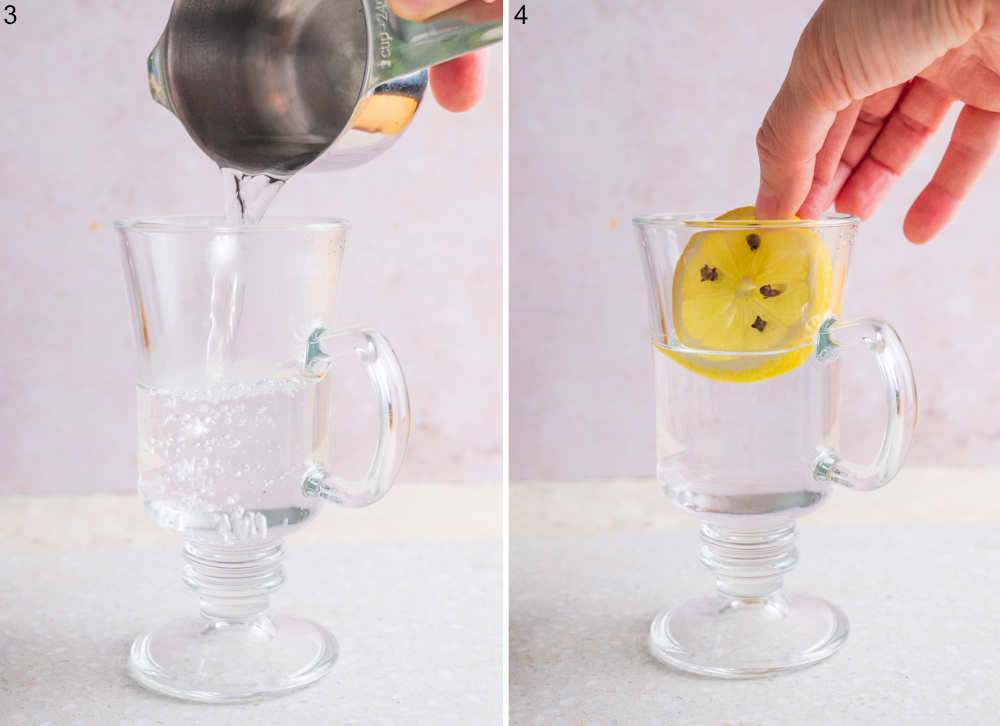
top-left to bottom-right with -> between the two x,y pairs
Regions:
139,374 -> 317,538
253,512 -> 267,539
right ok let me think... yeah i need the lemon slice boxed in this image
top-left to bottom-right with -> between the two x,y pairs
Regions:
661,206 -> 832,383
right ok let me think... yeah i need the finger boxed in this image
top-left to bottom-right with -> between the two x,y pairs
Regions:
389,0 -> 466,21
755,69 -> 838,219
839,86 -> 906,172
836,78 -> 953,220
811,101 -> 861,187
429,49 -> 489,112
798,100 -> 860,218
389,0 -> 498,22
903,105 -> 1000,244
799,87 -> 904,216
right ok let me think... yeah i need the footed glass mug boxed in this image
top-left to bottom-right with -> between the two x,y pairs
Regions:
634,211 -> 916,678
116,217 -> 409,702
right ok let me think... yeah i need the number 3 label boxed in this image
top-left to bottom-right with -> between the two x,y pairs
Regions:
4,5 -> 15,24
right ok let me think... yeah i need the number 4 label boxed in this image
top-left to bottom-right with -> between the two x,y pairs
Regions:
514,5 -> 526,23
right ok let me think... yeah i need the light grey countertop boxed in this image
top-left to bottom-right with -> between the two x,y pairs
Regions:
0,484 -> 502,726
511,469 -> 1000,725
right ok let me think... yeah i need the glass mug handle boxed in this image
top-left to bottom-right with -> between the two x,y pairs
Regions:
301,327 -> 410,507
813,317 -> 918,490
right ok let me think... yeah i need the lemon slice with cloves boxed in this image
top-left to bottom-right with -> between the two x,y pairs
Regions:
662,206 -> 832,383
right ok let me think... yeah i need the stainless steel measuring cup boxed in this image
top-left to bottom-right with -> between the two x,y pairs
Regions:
148,0 -> 502,176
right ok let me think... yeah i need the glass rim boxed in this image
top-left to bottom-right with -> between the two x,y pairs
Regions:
632,211 -> 859,229
113,215 -> 351,233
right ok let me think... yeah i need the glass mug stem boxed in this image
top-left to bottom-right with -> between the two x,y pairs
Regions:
302,326 -> 411,507
813,317 -> 918,491
701,523 -> 798,603
183,540 -> 285,623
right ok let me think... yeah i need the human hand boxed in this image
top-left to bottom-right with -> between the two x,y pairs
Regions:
756,0 -> 1000,243
388,0 -> 500,112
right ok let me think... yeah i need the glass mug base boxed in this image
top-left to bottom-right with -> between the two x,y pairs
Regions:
129,613 -> 338,703
648,593 -> 848,678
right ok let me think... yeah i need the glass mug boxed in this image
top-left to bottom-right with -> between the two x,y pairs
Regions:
116,217 -> 409,702
634,212 -> 917,678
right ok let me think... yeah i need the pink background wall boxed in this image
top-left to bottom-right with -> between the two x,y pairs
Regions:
511,0 -> 1000,480
0,2 -> 500,493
